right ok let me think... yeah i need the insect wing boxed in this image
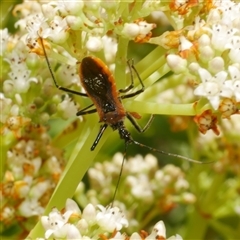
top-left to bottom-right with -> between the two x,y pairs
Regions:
79,56 -> 120,115
80,57 -> 114,98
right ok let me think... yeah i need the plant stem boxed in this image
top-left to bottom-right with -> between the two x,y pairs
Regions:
125,101 -> 195,116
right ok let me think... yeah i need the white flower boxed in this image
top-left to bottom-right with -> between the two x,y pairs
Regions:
198,34 -> 211,48
4,55 -> 38,94
215,0 -> 240,26
66,15 -> 84,30
145,154 -> 158,169
18,198 -> 44,217
30,180 -> 50,200
125,154 -> 157,174
187,17 -> 207,40
138,21 -> 155,35
25,13 -> 46,39
211,24 -> 238,51
45,16 -> 69,44
208,56 -> 225,74
41,207 -> 74,239
0,93 -> 13,123
146,220 -> 166,239
121,21 -> 155,40
88,167 -> 106,186
224,65 -> 240,101
57,94 -> 79,119
194,68 -> 231,109
57,63 -> 80,86
77,218 -> 88,234
182,192 -> 196,204
96,205 -> 128,232
175,178 -> 189,190
1,207 -> 15,223
51,1 -> 84,15
102,35 -> 118,63
179,36 -> 193,51
168,234 -> 183,240
52,223 -> 81,239
42,2 -> 57,20
122,23 -> 140,38
163,164 -> 182,178
45,156 -> 62,176
226,36 -> 240,64
126,174 -> 153,200
82,203 -> 97,224
65,198 -> 81,216
109,232 -> 127,240
146,220 -> 183,240
0,28 -> 9,56
199,38 -> 215,63
86,36 -> 103,52
167,54 -> 187,73
129,232 -> 142,240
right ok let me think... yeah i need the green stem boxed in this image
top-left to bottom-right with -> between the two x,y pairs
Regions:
125,101 -> 195,116
1,1 -> 15,29
185,209 -> 209,239
201,173 -> 225,211
27,121 -> 112,239
137,73 -> 185,101
138,202 -> 161,230
185,172 -> 225,239
136,46 -> 167,74
135,50 -> 169,90
115,37 -> 129,89
0,132 -> 16,180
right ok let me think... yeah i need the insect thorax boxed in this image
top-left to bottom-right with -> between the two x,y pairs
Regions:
111,121 -> 132,143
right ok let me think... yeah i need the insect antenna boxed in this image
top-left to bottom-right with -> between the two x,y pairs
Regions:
110,142 -> 129,207
110,138 -> 212,206
131,140 -> 213,164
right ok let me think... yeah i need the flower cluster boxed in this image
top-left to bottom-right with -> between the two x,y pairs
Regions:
75,153 -> 195,232
2,0 -> 240,239
22,0 -> 156,61
1,0 -> 172,238
1,1 -> 159,238
38,198 -> 182,240
161,0 -> 240,119
1,124 -> 65,232
196,113 -> 240,174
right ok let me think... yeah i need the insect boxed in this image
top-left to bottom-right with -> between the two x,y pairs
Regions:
40,37 -> 206,201
39,37 -> 204,162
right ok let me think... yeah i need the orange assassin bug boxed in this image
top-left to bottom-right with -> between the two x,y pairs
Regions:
39,37 -> 209,202
39,37 -> 204,164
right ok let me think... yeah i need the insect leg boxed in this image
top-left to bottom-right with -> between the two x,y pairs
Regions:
91,123 -> 108,151
76,109 -> 97,116
119,59 -> 135,93
120,59 -> 145,99
127,113 -> 154,133
76,104 -> 97,116
40,37 -> 88,97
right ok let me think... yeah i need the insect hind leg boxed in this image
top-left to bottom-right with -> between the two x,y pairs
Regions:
127,113 -> 154,133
